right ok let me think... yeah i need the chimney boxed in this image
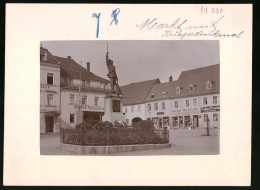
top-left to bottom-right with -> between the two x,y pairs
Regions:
87,62 -> 90,73
169,75 -> 173,82
67,56 -> 71,59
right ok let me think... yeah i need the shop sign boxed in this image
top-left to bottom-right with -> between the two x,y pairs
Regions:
74,105 -> 104,111
201,106 -> 220,113
157,112 -> 164,115
171,107 -> 200,114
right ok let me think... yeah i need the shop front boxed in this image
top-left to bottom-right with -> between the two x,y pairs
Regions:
171,107 -> 201,129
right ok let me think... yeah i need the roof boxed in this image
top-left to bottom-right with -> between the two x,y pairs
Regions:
174,64 -> 220,98
145,81 -> 178,102
120,79 -> 161,105
145,64 -> 220,102
40,47 -> 59,65
55,56 -> 109,83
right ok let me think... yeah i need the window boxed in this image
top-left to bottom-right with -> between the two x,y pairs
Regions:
185,100 -> 189,107
213,96 -> 218,104
47,73 -> 53,85
154,103 -> 158,110
161,102 -> 165,110
68,78 -> 73,85
176,87 -> 180,94
174,101 -> 178,108
193,99 -> 197,106
204,114 -> 208,122
70,94 -> 75,104
126,119 -> 129,124
94,97 -> 99,106
189,84 -> 194,92
162,91 -> 167,97
82,96 -> 87,105
125,107 -> 127,113
150,94 -> 155,98
147,104 -> 151,111
138,105 -> 141,112
70,114 -> 75,123
131,106 -> 134,112
82,80 -> 90,87
203,97 -> 208,105
206,81 -> 212,89
213,113 -> 219,121
104,83 -> 108,89
47,94 -> 54,106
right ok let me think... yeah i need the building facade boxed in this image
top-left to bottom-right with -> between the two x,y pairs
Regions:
122,64 -> 220,129
55,56 -> 111,128
40,47 -> 61,133
121,79 -> 161,125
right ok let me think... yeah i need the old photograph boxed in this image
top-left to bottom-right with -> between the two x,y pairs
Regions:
40,40 -> 220,155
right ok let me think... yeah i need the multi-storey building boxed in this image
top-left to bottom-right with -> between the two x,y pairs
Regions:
122,64 -> 220,129
40,47 -> 61,133
121,79 -> 160,125
169,64 -> 220,129
55,55 -> 112,128
145,81 -> 177,129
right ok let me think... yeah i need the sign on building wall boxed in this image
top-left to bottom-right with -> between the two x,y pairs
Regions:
201,106 -> 220,113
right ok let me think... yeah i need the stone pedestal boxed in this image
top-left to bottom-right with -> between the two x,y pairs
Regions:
102,93 -> 125,123
75,110 -> 84,125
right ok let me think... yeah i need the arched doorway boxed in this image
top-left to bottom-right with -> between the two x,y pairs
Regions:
132,117 -> 142,125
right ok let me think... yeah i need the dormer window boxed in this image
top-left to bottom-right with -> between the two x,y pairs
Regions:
82,80 -> 90,87
162,91 -> 167,97
189,84 -> 195,93
206,81 -> 212,89
176,87 -> 181,95
40,51 -> 48,61
68,78 -> 73,85
150,94 -> 155,98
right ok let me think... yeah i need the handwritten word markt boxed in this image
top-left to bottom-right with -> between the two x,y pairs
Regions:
92,8 -> 120,38
136,16 -> 244,39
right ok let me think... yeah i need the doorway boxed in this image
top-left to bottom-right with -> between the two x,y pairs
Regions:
45,116 -> 54,133
179,116 -> 183,128
193,115 -> 199,128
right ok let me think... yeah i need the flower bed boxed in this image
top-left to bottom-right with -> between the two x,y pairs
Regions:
60,120 -> 169,146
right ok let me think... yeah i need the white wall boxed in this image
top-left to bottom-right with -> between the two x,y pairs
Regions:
61,90 -> 106,128
123,104 -> 146,125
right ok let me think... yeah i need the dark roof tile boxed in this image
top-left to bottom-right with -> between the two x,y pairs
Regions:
120,79 -> 161,105
55,56 -> 109,83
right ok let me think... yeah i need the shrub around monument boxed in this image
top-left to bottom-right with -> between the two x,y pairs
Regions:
75,119 -> 113,131
134,120 -> 155,131
62,119 -> 169,145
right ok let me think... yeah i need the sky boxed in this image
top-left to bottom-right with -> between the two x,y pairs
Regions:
41,40 -> 220,86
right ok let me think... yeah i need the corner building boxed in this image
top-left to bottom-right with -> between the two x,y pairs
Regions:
40,47 -> 61,133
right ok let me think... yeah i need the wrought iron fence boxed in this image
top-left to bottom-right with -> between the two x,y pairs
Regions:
60,127 -> 169,146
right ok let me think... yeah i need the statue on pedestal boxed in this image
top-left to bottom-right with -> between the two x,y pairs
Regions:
106,45 -> 119,95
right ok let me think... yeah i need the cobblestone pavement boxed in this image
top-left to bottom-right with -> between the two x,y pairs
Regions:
40,129 -> 219,156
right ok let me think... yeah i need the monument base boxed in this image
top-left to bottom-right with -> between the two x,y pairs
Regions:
102,114 -> 125,123
102,92 -> 125,124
